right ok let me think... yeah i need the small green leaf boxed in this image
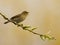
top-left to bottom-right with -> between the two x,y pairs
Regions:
39,34 -> 56,40
31,27 -> 37,31
40,35 -> 45,40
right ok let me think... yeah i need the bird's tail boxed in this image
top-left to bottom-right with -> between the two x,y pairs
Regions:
4,21 -> 10,24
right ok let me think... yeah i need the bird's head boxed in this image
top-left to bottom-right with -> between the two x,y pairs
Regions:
22,11 -> 29,15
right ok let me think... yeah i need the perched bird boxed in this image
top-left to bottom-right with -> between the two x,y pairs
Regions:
4,11 -> 29,24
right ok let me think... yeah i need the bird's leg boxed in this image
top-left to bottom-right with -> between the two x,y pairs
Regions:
17,23 -> 23,27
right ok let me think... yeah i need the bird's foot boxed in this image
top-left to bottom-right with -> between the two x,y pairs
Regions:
17,24 -> 23,27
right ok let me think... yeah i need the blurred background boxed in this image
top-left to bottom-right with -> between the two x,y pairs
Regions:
0,0 -> 60,45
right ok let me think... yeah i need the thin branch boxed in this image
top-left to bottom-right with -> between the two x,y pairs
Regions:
0,13 -> 56,40
22,26 -> 56,40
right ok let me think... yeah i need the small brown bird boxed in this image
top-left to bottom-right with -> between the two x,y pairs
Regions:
4,11 -> 29,24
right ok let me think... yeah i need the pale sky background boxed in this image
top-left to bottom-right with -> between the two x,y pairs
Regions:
0,0 -> 60,45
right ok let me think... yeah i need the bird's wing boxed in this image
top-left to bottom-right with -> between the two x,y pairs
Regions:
11,14 -> 21,19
